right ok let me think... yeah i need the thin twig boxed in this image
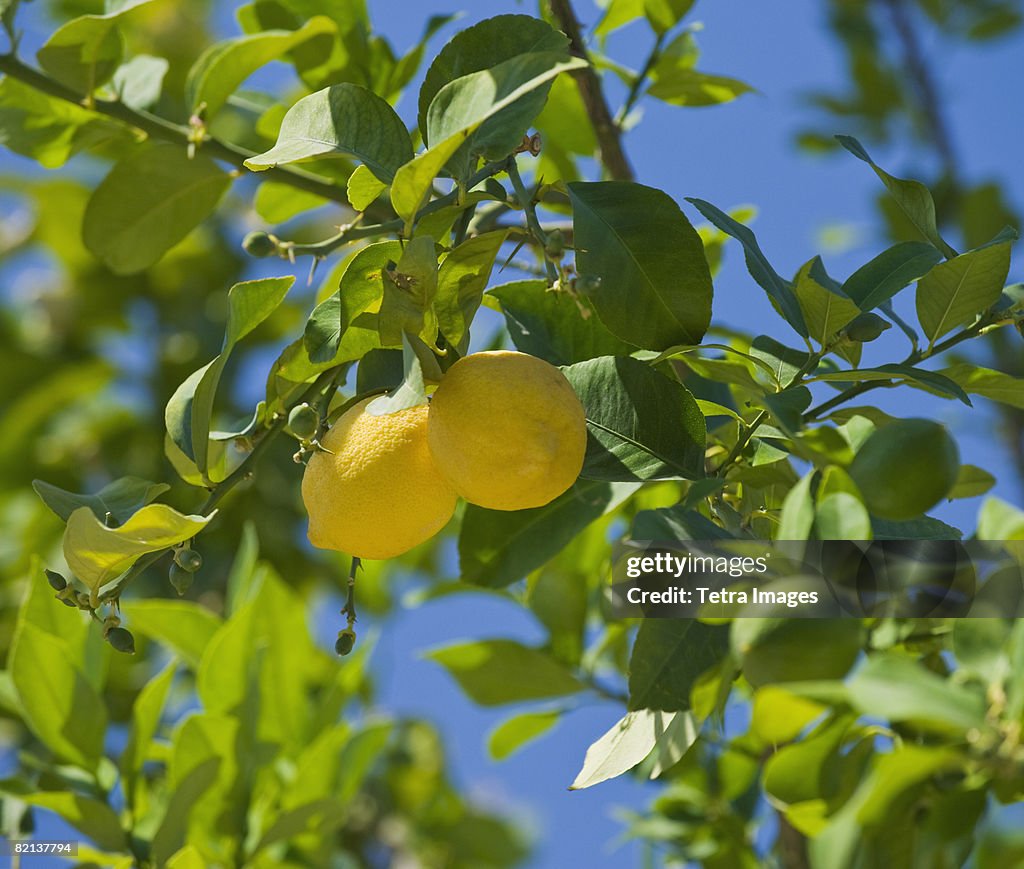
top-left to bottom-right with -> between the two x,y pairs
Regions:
507,159 -> 559,284
547,0 -> 634,181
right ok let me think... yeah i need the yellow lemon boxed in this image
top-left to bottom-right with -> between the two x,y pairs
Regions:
427,351 -> 587,511
301,399 -> 457,560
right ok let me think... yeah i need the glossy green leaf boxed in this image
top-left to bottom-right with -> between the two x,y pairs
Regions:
938,363 -> 1024,409
111,54 -> 168,109
836,135 -> 957,258
628,619 -> 728,711
253,180 -> 328,223
394,52 -> 585,222
841,241 -> 943,311
816,492 -> 872,539
345,163 -> 387,211
426,639 -> 584,705
916,236 -> 1013,344
186,17 -> 335,119
487,280 -> 632,365
644,0 -> 695,33
19,791 -> 126,851
245,84 -> 413,181
563,356 -> 705,481
63,504 -> 214,597
417,14 -> 567,139
687,197 -> 807,336
570,709 -> 676,789
777,471 -> 815,540
32,476 -> 169,524
977,496 -> 1024,541
166,276 -> 293,474
0,77 -> 129,168
488,710 -> 561,760
459,480 -> 637,587
751,685 -> 827,743
36,0 -> 155,92
794,257 -> 860,346
949,464 -> 996,500
304,241 -> 401,363
83,143 -> 231,274
10,623 -> 106,769
434,231 -> 508,348
648,67 -> 753,107
377,235 -> 439,348
570,182 -> 713,349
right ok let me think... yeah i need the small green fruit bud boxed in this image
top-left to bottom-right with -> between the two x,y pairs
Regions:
107,627 -> 136,654
45,569 -> 67,591
242,231 -> 277,258
544,229 -> 566,261
287,403 -> 320,441
174,547 -> 203,573
335,628 -> 357,656
169,562 -> 194,596
844,312 -> 892,343
575,274 -> 602,296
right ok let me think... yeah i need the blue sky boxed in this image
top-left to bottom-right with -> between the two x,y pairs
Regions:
3,1 -> 1023,867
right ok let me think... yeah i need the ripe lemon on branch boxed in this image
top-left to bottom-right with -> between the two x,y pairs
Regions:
427,351 -> 587,511
302,399 -> 457,560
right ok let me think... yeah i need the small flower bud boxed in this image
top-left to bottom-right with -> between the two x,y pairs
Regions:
173,547 -> 203,573
242,231 -> 278,258
169,562 -> 194,596
45,569 -> 67,591
335,628 -> 357,656
106,627 -> 136,654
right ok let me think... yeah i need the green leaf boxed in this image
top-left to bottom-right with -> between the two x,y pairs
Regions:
628,619 -> 728,711
111,54 -> 169,110
425,639 -> 584,706
631,505 -> 733,541
916,236 -> 1013,344
836,135 -> 957,259
365,335 -> 427,415
0,77 -> 128,168
810,363 -> 971,405
841,241 -> 944,311
647,68 -> 753,107
63,504 -> 214,597
121,658 -> 176,810
644,0 -> 695,34
393,52 -> 586,223
345,163 -> 387,211
687,197 -> 807,337
459,479 -> 636,587
254,180 -> 329,223
435,231 -> 508,348
569,709 -> 677,789
10,623 -> 106,769
186,17 -> 334,119
32,476 -> 169,525
938,363 -> 1024,409
488,710 -> 561,760
487,280 -> 632,365
778,471 -> 815,540
83,143 -> 231,274
19,791 -> 126,852
166,276 -> 293,474
563,356 -> 705,481
949,464 -> 996,500
751,685 -> 827,743
36,0 -> 155,93
596,0 -> 645,37
121,599 -> 221,669
304,241 -> 401,363
570,182 -> 713,349
150,756 -> 221,867
417,14 -> 567,140
377,235 -> 439,348
977,496 -> 1024,541
816,492 -> 872,539
244,84 -> 413,182
794,257 -> 861,346
847,654 -> 987,733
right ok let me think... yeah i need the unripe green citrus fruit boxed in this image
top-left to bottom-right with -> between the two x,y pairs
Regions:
302,399 -> 457,560
426,350 -> 587,511
287,403 -> 320,441
169,561 -> 194,595
173,547 -> 203,573
848,418 -> 959,521
106,627 -> 136,654
242,230 -> 277,257
844,312 -> 892,343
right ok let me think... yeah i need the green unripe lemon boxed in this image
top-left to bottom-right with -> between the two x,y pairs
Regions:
242,231 -> 277,258
173,547 -> 203,573
844,312 -> 892,343
287,403 -> 320,441
107,627 -> 136,654
848,418 -> 959,521
169,562 -> 194,595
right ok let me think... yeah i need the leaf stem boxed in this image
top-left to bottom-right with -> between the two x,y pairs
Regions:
617,32 -> 665,125
506,158 -> 559,284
